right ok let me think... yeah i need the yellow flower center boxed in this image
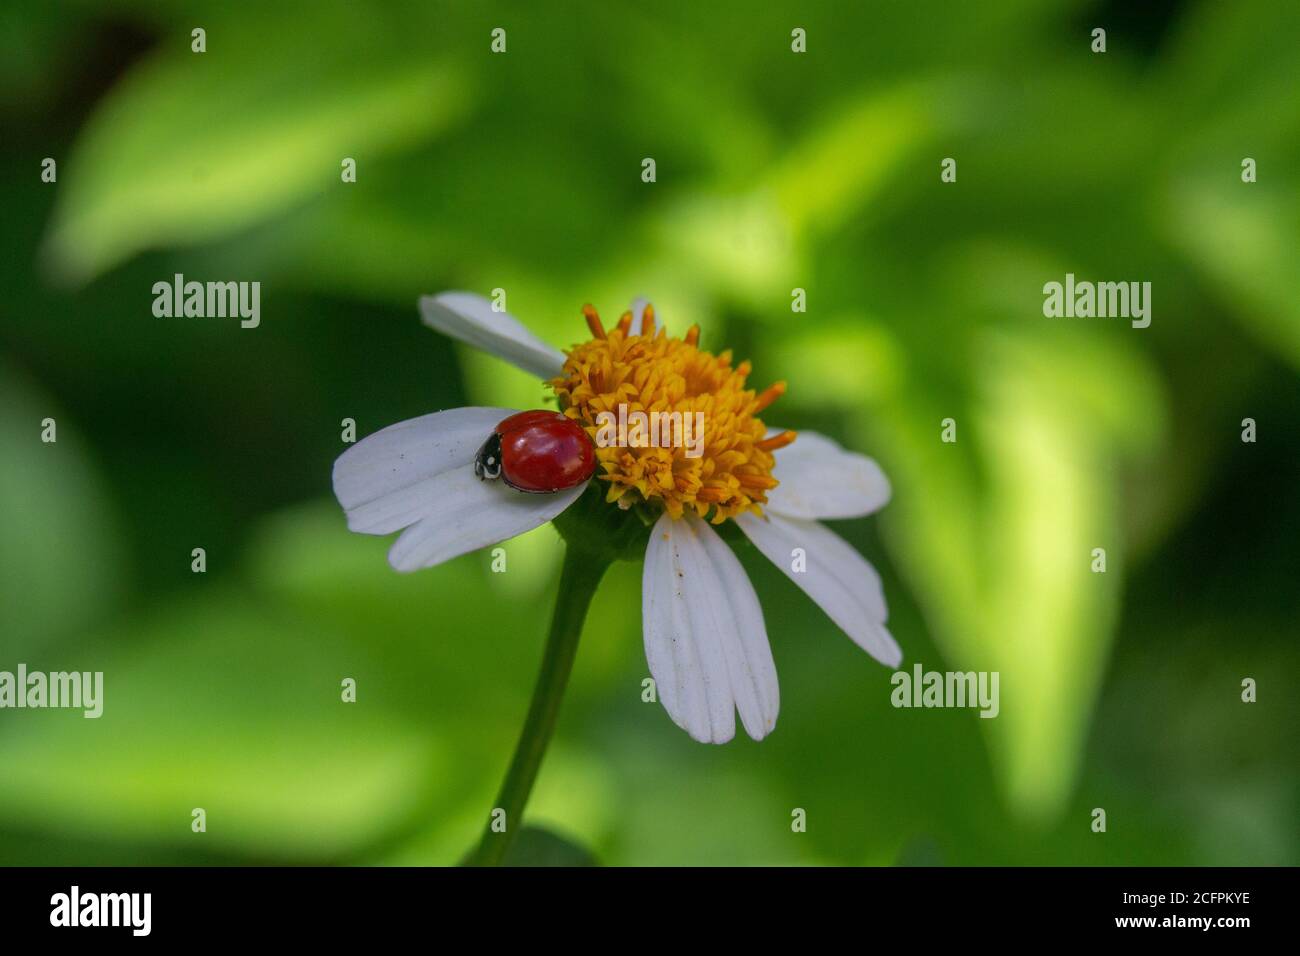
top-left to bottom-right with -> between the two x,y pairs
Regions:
548,303 -> 796,523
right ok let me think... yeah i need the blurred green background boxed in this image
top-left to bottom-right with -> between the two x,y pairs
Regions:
1,0 -> 1296,865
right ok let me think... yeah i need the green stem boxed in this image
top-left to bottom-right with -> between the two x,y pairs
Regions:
467,543 -> 609,866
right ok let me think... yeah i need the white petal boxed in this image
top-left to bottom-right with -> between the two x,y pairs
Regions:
387,466 -> 586,572
736,511 -> 901,667
419,292 -> 566,380
333,407 -> 516,535
694,519 -> 780,739
766,429 -> 891,520
642,512 -> 779,743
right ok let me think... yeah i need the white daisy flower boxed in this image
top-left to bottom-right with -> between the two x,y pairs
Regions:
332,292 -> 900,745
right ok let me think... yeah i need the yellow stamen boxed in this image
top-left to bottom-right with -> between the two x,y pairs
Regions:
582,304 -> 606,339
756,430 -> 797,451
752,381 -> 786,413
550,301 -> 792,523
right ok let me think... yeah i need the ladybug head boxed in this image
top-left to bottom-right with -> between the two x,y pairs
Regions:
474,432 -> 503,481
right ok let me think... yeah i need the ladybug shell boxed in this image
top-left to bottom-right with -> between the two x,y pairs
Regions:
494,410 -> 595,493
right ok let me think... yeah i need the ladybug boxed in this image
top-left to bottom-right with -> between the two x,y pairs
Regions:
474,410 -> 596,493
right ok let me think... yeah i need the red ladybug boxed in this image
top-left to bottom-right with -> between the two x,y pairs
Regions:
474,410 -> 596,493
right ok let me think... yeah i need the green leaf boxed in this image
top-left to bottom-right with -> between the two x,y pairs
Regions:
499,825 -> 599,867
869,329 -> 1166,822
1165,179 -> 1300,371
0,593 -> 435,859
0,365 -> 122,656
43,9 -> 471,284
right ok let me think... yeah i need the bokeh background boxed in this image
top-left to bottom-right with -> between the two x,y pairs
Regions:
1,0 -> 1296,866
